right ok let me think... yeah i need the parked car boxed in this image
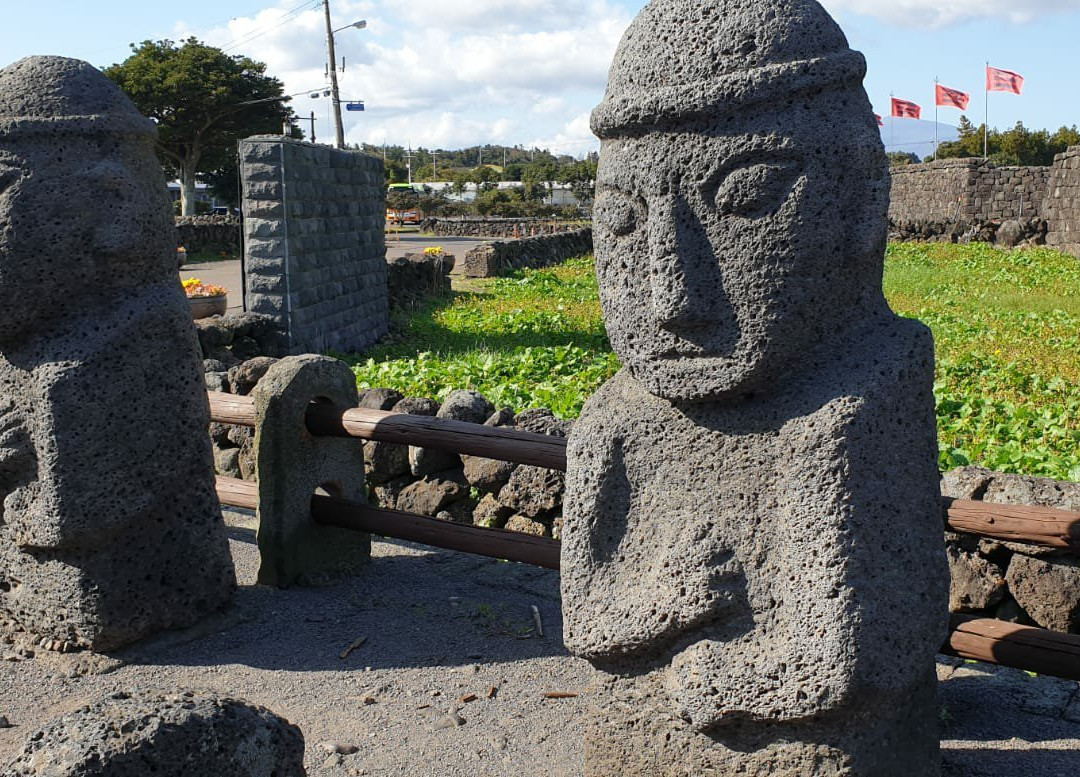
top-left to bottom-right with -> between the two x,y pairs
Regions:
386,183 -> 423,225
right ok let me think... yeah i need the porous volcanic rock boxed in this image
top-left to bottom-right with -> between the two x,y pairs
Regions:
1,688 -> 306,776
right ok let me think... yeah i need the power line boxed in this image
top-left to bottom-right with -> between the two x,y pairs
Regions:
221,0 -> 321,54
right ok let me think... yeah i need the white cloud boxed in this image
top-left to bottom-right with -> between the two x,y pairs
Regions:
528,111 -> 600,158
183,0 -> 632,154
820,0 -> 1080,27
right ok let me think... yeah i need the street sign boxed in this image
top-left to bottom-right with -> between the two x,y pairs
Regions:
345,101 -> 365,112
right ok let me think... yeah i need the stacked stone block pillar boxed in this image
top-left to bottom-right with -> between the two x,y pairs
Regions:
1045,146 -> 1080,257
240,137 -> 388,354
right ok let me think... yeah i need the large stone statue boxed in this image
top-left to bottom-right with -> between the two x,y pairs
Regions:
0,57 -> 235,651
560,1 -> 949,774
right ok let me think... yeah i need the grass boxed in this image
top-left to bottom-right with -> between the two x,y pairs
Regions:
348,244 -> 1080,479
346,255 -> 618,418
884,242 -> 1080,479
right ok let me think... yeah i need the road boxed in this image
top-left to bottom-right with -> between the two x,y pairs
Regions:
179,234 -> 491,312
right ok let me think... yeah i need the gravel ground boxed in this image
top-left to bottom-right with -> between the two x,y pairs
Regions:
0,512 -> 1077,776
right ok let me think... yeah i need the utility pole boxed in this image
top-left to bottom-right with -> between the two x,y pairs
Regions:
431,151 -> 439,182
404,146 -> 414,185
323,0 -> 345,149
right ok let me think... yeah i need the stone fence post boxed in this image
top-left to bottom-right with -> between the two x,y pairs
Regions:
251,355 -> 369,587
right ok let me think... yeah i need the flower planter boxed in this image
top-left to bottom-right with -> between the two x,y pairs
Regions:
189,295 -> 227,319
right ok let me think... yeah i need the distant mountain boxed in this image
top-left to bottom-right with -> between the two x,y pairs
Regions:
880,117 -> 959,160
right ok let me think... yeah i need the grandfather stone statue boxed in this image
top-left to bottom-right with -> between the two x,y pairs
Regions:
561,1 -> 949,774
0,57 -> 235,651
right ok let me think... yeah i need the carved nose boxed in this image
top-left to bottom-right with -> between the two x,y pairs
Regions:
647,195 -> 718,328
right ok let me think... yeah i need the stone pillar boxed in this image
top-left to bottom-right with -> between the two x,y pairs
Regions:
240,137 -> 388,354
252,355 -> 369,587
0,56 -> 235,652
562,2 -> 948,774
1044,145 -> 1080,258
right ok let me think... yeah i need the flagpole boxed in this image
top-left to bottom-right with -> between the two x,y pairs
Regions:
890,91 -> 895,151
934,77 -> 939,161
984,61 -> 989,160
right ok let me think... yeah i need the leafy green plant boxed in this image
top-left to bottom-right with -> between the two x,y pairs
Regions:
885,242 -> 1080,479
348,256 -> 618,416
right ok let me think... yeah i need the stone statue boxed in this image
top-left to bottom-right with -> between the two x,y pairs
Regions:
560,1 -> 949,774
0,56 -> 235,651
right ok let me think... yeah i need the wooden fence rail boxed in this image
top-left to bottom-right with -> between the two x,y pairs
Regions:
208,392 -> 566,471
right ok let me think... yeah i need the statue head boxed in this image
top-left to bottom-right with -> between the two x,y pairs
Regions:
591,0 -> 890,402
0,56 -> 174,346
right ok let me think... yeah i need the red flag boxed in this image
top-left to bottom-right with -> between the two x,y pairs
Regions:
935,84 -> 970,111
875,113 -> 884,126
891,97 -> 921,120
986,66 -> 1024,95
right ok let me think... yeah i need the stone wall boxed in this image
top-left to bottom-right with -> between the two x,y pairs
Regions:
421,218 -> 587,239
460,228 -> 593,278
1045,146 -> 1080,257
240,136 -> 387,354
888,147 -> 1080,256
386,252 -> 453,311
942,466 -> 1080,634
889,159 -> 1049,224
175,215 -> 241,254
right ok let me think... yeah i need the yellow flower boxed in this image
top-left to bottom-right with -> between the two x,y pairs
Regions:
182,278 -> 227,298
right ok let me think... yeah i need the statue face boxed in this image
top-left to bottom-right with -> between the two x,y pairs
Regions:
593,108 -> 872,401
0,138 -> 173,341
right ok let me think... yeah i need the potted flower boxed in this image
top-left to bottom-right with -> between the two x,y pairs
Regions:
423,245 -> 455,272
182,277 -> 228,319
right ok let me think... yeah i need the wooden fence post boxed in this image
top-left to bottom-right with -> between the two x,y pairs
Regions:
251,355 -> 369,587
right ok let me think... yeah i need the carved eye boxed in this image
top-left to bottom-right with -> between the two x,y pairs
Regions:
708,161 -> 801,219
594,189 -> 642,237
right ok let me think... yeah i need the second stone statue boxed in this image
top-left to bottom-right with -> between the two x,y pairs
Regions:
560,1 -> 949,774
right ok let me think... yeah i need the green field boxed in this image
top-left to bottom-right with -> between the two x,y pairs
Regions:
349,245 -> 1080,479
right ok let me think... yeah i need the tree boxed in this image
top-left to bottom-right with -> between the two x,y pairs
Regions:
105,38 -> 292,215
886,152 -> 920,167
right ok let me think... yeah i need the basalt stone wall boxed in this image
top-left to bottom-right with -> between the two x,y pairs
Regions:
386,252 -> 453,311
460,228 -> 593,278
889,159 -> 1049,224
421,218 -> 587,238
240,136 -> 387,354
175,215 -> 241,254
889,148 -> 1080,256
1045,146 -> 1080,257
889,159 -> 981,224
942,466 -> 1080,634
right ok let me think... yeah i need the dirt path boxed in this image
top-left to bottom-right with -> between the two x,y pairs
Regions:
0,514 -> 1076,775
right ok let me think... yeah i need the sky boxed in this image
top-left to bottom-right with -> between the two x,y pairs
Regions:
1,0 -> 1078,159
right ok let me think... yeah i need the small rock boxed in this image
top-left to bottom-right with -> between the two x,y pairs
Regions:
438,390 -> 495,424
0,715 -> 12,728
320,741 -> 359,755
435,713 -> 466,730
362,696 -> 377,705
323,753 -> 344,769
358,388 -> 404,410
